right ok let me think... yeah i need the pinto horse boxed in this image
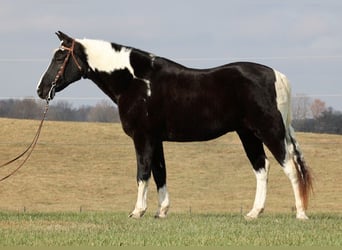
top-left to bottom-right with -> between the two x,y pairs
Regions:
37,31 -> 312,219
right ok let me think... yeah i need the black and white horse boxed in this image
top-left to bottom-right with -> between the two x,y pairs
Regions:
37,31 -> 312,219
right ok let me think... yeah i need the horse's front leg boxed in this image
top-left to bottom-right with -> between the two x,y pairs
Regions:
128,137 -> 154,218
129,179 -> 149,218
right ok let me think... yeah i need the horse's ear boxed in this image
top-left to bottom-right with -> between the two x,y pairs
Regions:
55,31 -> 73,42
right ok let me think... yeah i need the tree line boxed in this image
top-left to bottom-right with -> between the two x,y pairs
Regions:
0,97 -> 341,134
291,96 -> 342,134
292,107 -> 342,134
0,99 -> 120,123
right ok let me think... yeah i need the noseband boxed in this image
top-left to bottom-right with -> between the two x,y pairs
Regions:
47,40 -> 83,102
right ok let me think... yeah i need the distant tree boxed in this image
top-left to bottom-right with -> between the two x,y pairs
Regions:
310,99 -> 326,119
0,99 -> 121,123
74,105 -> 92,121
293,106 -> 342,135
0,98 -> 42,119
48,101 -> 75,121
316,107 -> 342,134
0,99 -> 14,117
87,100 -> 120,123
14,98 -> 42,119
292,94 -> 312,120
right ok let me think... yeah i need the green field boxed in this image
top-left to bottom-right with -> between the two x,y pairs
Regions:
0,118 -> 341,246
0,211 -> 341,246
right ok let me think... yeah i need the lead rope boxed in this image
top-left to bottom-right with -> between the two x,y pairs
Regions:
0,40 -> 81,181
0,100 -> 50,182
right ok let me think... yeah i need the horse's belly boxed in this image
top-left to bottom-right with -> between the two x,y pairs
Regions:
164,129 -> 230,142
163,115 -> 235,142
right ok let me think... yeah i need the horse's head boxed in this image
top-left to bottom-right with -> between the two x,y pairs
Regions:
37,31 -> 87,101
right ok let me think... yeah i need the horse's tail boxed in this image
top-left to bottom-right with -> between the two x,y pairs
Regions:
274,70 -> 313,210
287,127 -> 313,210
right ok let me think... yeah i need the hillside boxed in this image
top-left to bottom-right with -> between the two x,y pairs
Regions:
0,118 -> 341,215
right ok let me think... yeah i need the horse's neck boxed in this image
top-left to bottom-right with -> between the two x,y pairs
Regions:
78,38 -> 155,102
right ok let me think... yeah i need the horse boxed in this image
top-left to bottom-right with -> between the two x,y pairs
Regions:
37,31 -> 312,219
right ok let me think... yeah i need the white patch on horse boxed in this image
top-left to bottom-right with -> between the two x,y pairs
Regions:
77,38 -> 152,96
77,39 -> 134,74
129,180 -> 149,218
246,159 -> 270,219
273,69 -> 292,129
283,160 -> 308,219
145,79 -> 151,96
156,184 -> 170,218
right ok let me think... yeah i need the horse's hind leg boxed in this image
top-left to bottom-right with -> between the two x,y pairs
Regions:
151,141 -> 170,218
261,126 -> 312,220
281,128 -> 312,219
237,129 -> 270,219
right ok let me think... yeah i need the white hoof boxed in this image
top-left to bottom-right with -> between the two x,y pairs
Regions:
244,214 -> 257,220
296,212 -> 309,220
154,206 -> 169,219
245,208 -> 264,220
128,208 -> 146,218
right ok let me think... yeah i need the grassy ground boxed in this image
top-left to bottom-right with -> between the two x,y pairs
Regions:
0,211 -> 340,246
0,118 -> 341,246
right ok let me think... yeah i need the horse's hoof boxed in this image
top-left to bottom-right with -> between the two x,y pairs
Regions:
128,213 -> 143,219
296,213 -> 309,220
244,215 -> 257,221
154,206 -> 169,219
154,212 -> 167,219
128,209 -> 146,219
128,213 -> 139,219
244,208 -> 263,220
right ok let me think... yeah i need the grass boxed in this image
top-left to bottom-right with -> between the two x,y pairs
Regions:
0,211 -> 341,246
0,117 -> 341,246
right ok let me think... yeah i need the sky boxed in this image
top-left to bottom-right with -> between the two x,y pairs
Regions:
1,0 -> 342,110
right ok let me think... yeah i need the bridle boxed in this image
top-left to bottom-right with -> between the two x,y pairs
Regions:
47,39 -> 83,102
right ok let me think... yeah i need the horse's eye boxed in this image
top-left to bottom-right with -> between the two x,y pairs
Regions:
54,51 -> 66,61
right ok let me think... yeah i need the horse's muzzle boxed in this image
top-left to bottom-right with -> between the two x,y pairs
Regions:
36,86 -> 45,100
